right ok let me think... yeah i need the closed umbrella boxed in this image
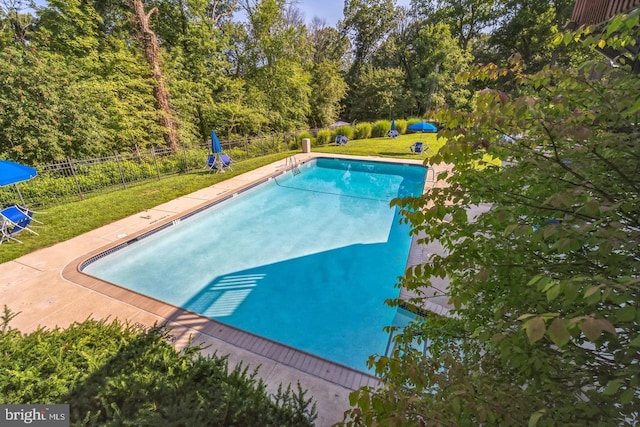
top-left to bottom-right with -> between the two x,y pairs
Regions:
388,119 -> 399,138
211,130 -> 223,153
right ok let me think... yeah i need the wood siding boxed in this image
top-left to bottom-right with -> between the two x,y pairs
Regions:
570,0 -> 640,28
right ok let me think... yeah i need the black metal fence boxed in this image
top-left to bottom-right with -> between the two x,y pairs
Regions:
0,133 -> 297,209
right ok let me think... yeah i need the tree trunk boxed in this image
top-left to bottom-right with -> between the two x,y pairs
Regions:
130,0 -> 179,151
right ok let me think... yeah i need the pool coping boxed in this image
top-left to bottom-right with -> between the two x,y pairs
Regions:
61,153 -> 435,390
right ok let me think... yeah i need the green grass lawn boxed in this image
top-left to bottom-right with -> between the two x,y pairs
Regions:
312,133 -> 440,158
0,134 -> 440,263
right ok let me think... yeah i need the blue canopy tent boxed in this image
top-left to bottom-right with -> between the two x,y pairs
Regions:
0,160 -> 37,205
407,121 -> 438,133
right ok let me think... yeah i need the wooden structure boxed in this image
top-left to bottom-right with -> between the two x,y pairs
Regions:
568,0 -> 640,28
568,0 -> 640,72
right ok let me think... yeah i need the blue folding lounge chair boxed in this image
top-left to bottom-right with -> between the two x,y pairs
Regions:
0,205 -> 38,244
207,129 -> 233,173
206,153 -> 233,173
335,135 -> 348,145
410,142 -> 424,153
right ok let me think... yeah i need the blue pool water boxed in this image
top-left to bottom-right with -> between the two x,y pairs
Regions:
83,158 -> 426,372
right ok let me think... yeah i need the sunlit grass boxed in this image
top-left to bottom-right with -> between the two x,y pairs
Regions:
0,135 -> 443,263
313,133 -> 441,159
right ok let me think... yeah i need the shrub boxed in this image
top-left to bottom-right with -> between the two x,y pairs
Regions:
297,131 -> 313,142
371,120 -> 391,138
315,129 -> 332,145
289,139 -> 301,150
291,131 -> 313,150
394,119 -> 408,135
246,136 -> 287,157
227,146 -> 248,161
333,125 -> 354,140
354,122 -> 372,139
0,307 -> 317,426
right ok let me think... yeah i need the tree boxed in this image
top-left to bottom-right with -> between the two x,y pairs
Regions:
341,0 -> 395,77
240,0 -> 312,131
489,0 -> 575,72
413,0 -> 503,51
348,65 -> 410,121
408,22 -> 472,114
0,0 -> 33,45
308,21 -> 348,127
309,18 -> 349,65
340,0 -> 396,117
0,0 -> 165,161
130,0 -> 180,151
342,14 -> 640,426
308,58 -> 348,127
149,0 -> 239,144
0,42 -> 161,162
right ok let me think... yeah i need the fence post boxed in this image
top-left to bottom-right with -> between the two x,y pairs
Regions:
67,157 -> 84,201
115,152 -> 127,189
151,147 -> 161,180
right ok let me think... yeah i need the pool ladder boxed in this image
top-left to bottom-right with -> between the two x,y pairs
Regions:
426,167 -> 436,189
286,156 -> 301,175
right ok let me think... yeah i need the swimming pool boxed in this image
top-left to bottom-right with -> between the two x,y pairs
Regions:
81,157 -> 427,372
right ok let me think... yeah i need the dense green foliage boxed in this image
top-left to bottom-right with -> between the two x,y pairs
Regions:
0,307 -> 317,426
0,0 -> 590,164
343,14 -> 640,427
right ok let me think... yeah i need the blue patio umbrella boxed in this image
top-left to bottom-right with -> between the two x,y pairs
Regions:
211,130 -> 223,153
0,160 -> 37,205
391,119 -> 396,131
407,121 -> 438,133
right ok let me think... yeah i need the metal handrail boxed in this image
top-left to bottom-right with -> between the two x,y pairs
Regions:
286,156 -> 301,175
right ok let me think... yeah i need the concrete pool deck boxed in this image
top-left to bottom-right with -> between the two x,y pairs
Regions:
0,152 -> 453,426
